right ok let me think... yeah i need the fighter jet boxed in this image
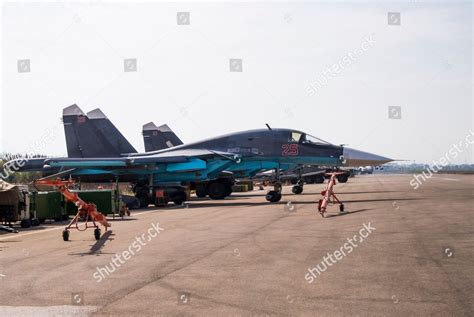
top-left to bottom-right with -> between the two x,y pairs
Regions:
141,124 -> 354,186
60,106 -> 234,204
8,104 -> 393,206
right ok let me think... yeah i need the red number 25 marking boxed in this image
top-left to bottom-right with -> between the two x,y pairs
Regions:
282,144 -> 299,156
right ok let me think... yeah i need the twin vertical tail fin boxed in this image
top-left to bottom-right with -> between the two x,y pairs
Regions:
62,104 -> 182,156
62,104 -> 137,158
142,122 -> 183,152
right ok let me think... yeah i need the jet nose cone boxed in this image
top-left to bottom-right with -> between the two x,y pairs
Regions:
342,147 -> 393,166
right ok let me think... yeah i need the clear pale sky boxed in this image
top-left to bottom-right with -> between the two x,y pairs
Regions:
1,0 -> 473,164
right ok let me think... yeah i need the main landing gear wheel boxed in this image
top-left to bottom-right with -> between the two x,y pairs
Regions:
154,199 -> 167,208
172,192 -> 187,205
315,175 -> 325,184
20,219 -> 31,228
292,185 -> 303,195
208,182 -> 227,200
138,195 -> 150,208
266,190 -> 282,203
62,229 -> 70,241
94,228 -> 101,240
196,188 -> 207,198
339,204 -> 345,213
225,185 -> 233,197
337,175 -> 348,183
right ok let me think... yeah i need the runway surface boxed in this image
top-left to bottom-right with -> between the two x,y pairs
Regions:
0,174 -> 472,316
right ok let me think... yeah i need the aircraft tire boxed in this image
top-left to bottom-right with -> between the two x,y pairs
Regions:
137,195 -> 150,208
292,185 -> 303,195
128,199 -> 140,209
172,191 -> 187,205
196,188 -> 207,198
225,185 -> 233,197
20,219 -> 31,228
315,175 -> 325,184
337,175 -> 349,183
208,181 -> 227,200
266,190 -> 282,203
154,198 -> 167,207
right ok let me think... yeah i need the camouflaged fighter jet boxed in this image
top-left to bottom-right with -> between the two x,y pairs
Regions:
8,104 -> 393,207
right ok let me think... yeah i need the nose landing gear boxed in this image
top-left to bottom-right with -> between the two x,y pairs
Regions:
266,169 -> 283,203
291,168 -> 304,195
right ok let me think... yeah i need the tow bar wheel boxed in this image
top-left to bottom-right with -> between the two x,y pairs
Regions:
94,228 -> 101,240
62,229 -> 70,241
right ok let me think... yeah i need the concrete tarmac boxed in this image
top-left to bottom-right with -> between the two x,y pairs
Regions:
0,174 -> 472,316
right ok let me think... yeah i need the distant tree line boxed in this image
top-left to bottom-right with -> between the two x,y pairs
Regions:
0,152 -> 47,184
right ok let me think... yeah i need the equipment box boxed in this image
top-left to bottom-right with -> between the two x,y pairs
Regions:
33,192 -> 65,223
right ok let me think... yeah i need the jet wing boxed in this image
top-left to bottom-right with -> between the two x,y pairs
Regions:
43,149 -> 240,168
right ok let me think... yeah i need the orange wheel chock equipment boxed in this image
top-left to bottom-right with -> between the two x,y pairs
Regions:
34,179 -> 110,241
317,172 -> 346,217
